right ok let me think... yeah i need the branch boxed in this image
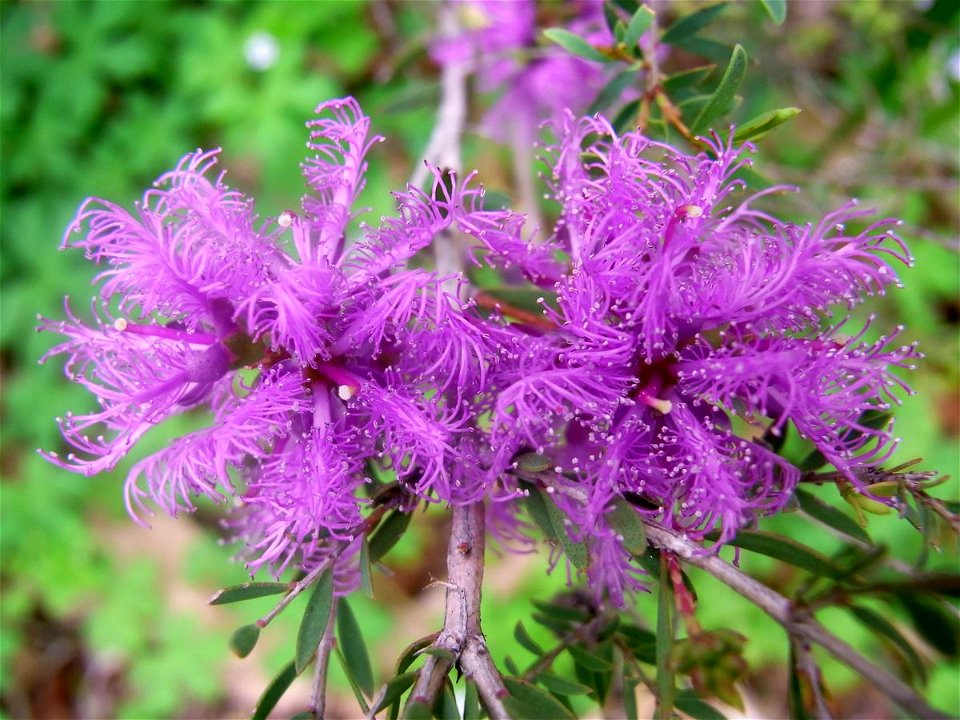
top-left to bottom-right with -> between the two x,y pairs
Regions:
410,2 -> 469,188
256,553 -> 339,629
405,502 -> 509,719
643,523 -> 950,720
310,597 -> 339,719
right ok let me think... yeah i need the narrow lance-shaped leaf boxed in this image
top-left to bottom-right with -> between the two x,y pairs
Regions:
503,677 -> 577,720
543,28 -> 608,63
463,680 -> 481,720
251,660 -> 297,720
395,633 -> 440,674
623,5 -> 655,49
295,566 -> 334,674
568,644 -> 613,671
536,671 -> 594,696
337,599 -> 375,698
691,44 -> 748,134
359,535 -> 374,598
726,529 -> 849,580
607,498 -> 648,554
759,0 -> 787,25
588,70 -> 637,116
370,672 -> 419,716
662,2 -> 728,44
896,593 -> 960,658
655,553 -> 675,720
436,679 -> 460,720
369,509 -> 412,563
845,604 -> 927,683
335,646 -> 372,715
787,643 -> 814,720
522,482 -> 589,570
795,487 -> 871,544
675,689 -> 728,720
403,701 -> 432,720
732,107 -> 801,143
514,619 -> 545,656
208,581 -> 289,605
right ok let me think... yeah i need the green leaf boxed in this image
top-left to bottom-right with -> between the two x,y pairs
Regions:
675,689 -> 728,720
436,679 -> 459,720
607,498 -> 648,554
369,509 -> 413,563
536,671 -> 594,696
229,624 -> 260,659
568,645 -> 612,671
612,98 -> 642,134
759,0 -> 787,25
503,677 -> 577,720
732,107 -> 801,143
371,672 -> 419,716
662,3 -> 728,44
727,530 -> 848,580
463,680 -> 481,720
619,624 -> 657,664
896,594 -> 960,658
588,70 -> 637,115
337,599 -> 375,698
208,581 -> 289,605
504,655 -> 520,676
522,483 -> 590,570
396,633 -> 440,674
623,5 -> 655,48
672,36 -> 734,63
690,44 -> 748,134
295,567 -> 334,674
335,646 -> 371,714
662,65 -> 717,94
795,488 -> 871,544
359,536 -> 374,598
530,599 -> 591,623
515,452 -> 552,474
403,700 -> 432,720
846,605 -> 927,683
252,660 -> 297,720
420,647 -> 457,663
624,677 -> 639,720
514,620 -> 545,656
542,28 -> 608,63
655,553 -> 675,720
787,644 -> 813,720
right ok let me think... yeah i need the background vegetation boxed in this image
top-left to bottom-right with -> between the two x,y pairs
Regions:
1,1 -> 957,718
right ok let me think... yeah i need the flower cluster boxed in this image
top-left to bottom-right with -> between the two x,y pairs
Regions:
43,98 -> 918,604
40,98 -> 513,580
483,114 -> 918,602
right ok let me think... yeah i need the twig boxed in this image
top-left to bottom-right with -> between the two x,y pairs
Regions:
256,554 -> 338,629
791,636 -> 834,720
643,523 -> 950,720
310,597 -> 340,719
405,502 -> 509,719
410,2 -> 469,189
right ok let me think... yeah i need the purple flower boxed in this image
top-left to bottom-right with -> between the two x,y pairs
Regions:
431,0 -> 617,142
40,97 -> 508,579
488,113 -> 918,602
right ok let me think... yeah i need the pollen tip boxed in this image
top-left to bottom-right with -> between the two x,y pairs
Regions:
113,318 -> 128,332
337,384 -> 358,401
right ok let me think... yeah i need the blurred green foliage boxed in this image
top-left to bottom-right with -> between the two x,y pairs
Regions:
1,0 -> 956,718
